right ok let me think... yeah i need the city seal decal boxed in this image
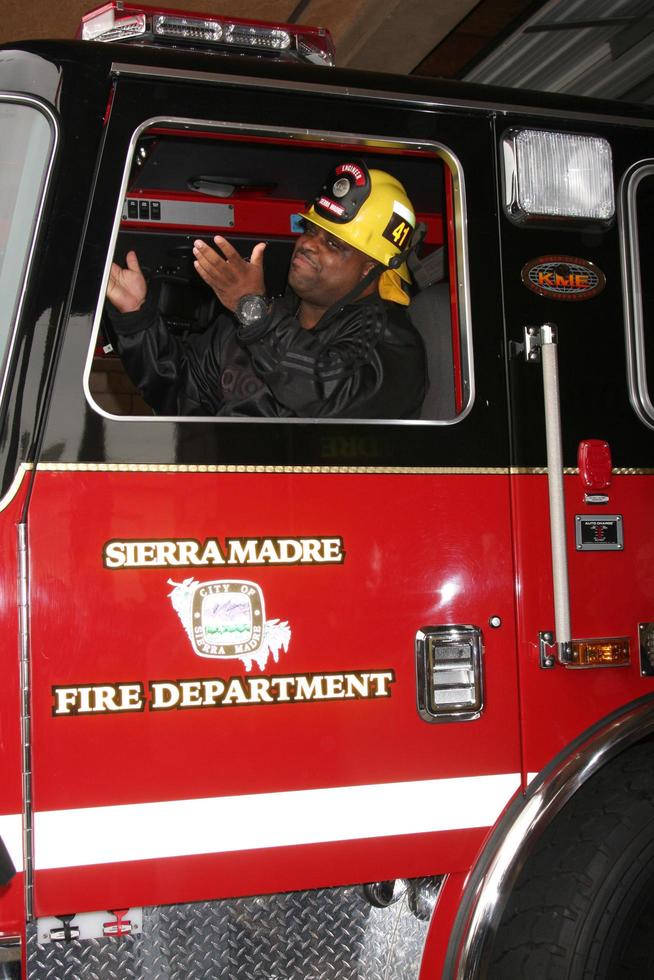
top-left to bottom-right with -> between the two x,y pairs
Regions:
168,578 -> 291,671
521,255 -> 606,301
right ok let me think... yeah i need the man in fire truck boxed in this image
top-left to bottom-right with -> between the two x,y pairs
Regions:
106,161 -> 427,418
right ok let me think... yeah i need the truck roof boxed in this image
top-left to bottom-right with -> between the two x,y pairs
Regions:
2,37 -> 653,129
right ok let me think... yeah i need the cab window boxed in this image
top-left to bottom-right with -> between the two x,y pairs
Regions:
0,99 -> 55,386
87,120 -> 471,424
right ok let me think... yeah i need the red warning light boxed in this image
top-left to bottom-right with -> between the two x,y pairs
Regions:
578,439 -> 612,491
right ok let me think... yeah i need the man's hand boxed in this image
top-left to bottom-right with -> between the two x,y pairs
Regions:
107,250 -> 147,313
193,236 -> 266,311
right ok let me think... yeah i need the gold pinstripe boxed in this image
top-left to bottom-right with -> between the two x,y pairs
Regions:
1,461 -> 651,513
36,462 -> 506,475
33,462 -> 654,476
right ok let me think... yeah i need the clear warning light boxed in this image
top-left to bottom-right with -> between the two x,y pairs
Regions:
223,24 -> 291,51
81,9 -> 146,41
153,15 -> 223,43
502,129 -> 614,222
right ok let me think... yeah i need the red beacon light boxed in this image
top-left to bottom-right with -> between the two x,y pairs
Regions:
578,438 -> 613,492
77,2 -> 335,66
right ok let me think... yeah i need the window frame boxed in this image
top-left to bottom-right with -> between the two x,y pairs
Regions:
620,159 -> 654,431
84,114 -> 474,427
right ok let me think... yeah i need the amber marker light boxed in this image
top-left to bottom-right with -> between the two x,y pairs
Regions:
562,637 -> 630,667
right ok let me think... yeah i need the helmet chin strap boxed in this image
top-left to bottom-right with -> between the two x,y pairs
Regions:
316,221 -> 428,328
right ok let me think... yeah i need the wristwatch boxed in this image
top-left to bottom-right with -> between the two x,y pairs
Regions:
235,293 -> 270,328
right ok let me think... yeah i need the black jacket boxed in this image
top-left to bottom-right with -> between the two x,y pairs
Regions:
107,291 -> 426,419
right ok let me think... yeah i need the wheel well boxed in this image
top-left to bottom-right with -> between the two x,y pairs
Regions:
487,737 -> 654,979
445,697 -> 654,980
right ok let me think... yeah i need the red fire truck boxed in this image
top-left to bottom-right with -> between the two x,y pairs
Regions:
0,4 -> 653,976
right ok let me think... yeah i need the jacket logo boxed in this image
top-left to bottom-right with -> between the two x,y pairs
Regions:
521,255 -> 606,301
168,578 -> 291,671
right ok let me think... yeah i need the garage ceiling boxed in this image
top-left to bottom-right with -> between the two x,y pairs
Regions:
464,0 -> 654,104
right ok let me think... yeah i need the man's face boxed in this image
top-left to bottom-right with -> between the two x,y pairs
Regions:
288,221 -> 375,309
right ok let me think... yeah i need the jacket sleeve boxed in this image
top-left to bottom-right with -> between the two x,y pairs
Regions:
106,292 -> 228,416
237,300 -> 388,417
107,292 -> 424,419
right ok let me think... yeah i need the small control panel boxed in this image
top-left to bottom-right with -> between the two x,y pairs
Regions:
125,199 -> 161,221
122,198 -> 234,227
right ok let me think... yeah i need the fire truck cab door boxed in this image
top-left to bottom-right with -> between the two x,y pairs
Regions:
24,71 -> 522,917
500,117 -> 654,776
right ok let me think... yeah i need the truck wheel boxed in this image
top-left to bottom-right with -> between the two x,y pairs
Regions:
487,740 -> 654,979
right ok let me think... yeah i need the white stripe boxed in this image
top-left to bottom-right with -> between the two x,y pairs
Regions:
392,200 -> 414,224
34,774 -> 520,871
0,814 -> 23,873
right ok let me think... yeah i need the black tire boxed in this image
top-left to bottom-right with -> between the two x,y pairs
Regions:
487,740 -> 654,980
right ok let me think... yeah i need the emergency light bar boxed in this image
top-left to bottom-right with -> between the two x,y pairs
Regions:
502,128 -> 614,223
78,2 -> 335,66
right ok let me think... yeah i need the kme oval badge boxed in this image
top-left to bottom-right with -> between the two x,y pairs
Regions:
522,255 -> 606,301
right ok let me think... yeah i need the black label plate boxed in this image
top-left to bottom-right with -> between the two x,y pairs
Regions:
575,514 -> 623,551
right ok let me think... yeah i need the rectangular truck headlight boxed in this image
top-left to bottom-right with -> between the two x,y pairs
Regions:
502,129 -> 614,223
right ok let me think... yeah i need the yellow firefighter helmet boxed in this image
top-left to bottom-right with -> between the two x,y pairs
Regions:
300,161 -> 416,288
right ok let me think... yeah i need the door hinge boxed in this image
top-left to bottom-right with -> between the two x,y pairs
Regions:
539,631 -> 556,669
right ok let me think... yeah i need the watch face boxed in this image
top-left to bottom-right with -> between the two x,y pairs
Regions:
237,294 -> 267,325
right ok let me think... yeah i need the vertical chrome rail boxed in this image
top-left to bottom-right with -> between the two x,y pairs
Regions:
17,523 -> 33,920
539,324 -> 571,647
